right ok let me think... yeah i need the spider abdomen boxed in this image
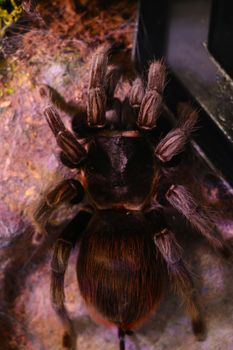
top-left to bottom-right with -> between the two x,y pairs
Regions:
77,210 -> 166,330
85,136 -> 156,209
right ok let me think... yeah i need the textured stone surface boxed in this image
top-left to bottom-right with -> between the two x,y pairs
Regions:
0,1 -> 233,350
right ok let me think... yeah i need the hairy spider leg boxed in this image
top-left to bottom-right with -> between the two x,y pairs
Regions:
87,45 -> 129,128
137,60 -> 166,129
40,84 -> 86,118
51,211 -> 92,349
105,65 -> 123,105
166,185 -> 232,258
154,228 -> 206,340
34,179 -> 84,237
87,46 -> 109,127
129,76 -> 145,110
44,107 -> 87,167
155,104 -> 198,162
105,66 -> 123,129
125,76 -> 145,129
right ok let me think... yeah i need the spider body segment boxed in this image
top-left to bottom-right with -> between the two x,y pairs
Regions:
77,209 -> 165,331
35,46 -> 231,350
86,134 -> 155,209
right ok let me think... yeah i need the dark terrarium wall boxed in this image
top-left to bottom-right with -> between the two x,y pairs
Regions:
0,1 -> 233,349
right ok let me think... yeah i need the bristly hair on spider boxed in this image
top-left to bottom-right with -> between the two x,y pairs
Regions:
33,45 -> 232,350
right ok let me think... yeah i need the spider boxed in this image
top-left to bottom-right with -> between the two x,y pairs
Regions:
34,46 -> 231,350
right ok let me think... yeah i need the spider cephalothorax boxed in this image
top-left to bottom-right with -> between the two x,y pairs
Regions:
34,46 -> 231,350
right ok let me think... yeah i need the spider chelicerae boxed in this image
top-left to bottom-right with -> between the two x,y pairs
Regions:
34,45 -> 231,350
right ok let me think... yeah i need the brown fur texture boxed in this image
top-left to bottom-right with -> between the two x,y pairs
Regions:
77,210 -> 166,330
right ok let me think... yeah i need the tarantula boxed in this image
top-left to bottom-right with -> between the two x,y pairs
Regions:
34,46 -> 231,350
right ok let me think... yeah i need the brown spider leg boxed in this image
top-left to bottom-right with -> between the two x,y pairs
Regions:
105,66 -> 122,105
51,238 -> 74,349
127,77 -> 145,128
166,184 -> 232,258
87,46 -> 109,127
155,104 -> 198,162
93,63 -> 122,129
40,84 -> 86,118
34,179 -> 84,238
154,229 -> 206,340
51,211 -> 91,349
44,107 -> 86,167
137,60 -> 166,129
128,77 -> 145,110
